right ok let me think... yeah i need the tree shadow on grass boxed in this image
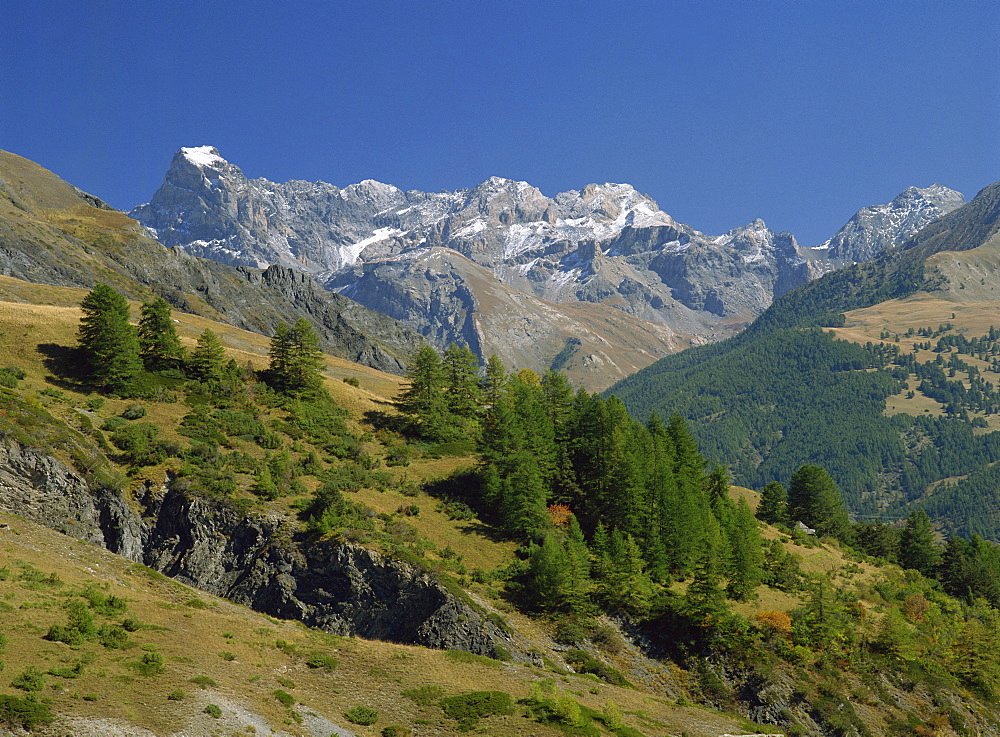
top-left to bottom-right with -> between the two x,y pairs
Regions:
37,343 -> 90,390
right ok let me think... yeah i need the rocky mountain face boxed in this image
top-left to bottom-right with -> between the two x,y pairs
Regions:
132,147 -> 964,385
0,150 -> 423,374
818,184 -> 966,264
0,435 -> 510,656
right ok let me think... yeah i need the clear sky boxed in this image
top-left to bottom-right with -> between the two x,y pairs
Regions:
3,0 -> 998,245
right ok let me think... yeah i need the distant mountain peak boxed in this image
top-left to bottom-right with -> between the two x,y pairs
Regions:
817,183 -> 965,263
178,145 -> 226,169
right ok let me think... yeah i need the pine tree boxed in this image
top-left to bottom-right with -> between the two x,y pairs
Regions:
269,318 -> 324,391
526,533 -> 569,611
137,297 -> 183,371
898,510 -> 941,577
189,328 -> 227,383
562,515 -> 593,613
684,542 -> 729,628
757,481 -> 789,525
396,344 -> 450,440
787,464 -> 852,541
443,343 -> 481,420
77,283 -> 142,395
726,498 -> 764,600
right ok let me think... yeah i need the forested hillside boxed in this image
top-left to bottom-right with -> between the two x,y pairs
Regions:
610,179 -> 1000,539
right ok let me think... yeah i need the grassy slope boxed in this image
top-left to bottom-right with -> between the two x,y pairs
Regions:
0,276 -> 769,737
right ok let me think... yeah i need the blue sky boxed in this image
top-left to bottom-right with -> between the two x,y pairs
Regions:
3,0 -> 998,244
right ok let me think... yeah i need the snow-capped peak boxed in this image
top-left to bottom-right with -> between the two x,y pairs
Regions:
180,146 -> 225,169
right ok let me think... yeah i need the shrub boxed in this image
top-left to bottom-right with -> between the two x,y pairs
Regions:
305,653 -> 338,671
273,689 -> 295,707
563,650 -> 631,687
439,690 -> 514,730
121,404 -> 147,419
135,651 -> 164,676
402,684 -> 444,705
344,705 -> 379,726
98,624 -> 130,649
204,704 -> 222,718
0,694 -> 54,731
382,727 -> 413,737
189,675 -> 217,689
218,651 -> 236,661
11,667 -> 45,692
167,689 -> 185,701
343,376 -> 360,387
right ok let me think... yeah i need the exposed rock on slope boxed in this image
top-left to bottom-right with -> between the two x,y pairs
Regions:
0,436 -> 508,655
133,147 -> 962,386
819,183 -> 965,264
0,150 -> 423,374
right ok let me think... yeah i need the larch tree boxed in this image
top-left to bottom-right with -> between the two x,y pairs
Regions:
787,464 -> 852,541
757,481 -> 790,526
269,318 -> 325,392
898,509 -> 942,577
77,283 -> 142,395
189,328 -> 227,383
137,297 -> 183,371
396,344 -> 450,440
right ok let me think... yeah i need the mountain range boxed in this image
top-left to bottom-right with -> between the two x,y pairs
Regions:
0,150 -> 423,374
131,146 -> 963,387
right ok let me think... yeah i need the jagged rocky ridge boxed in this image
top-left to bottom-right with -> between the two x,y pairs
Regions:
132,147 -> 963,385
0,435 -> 510,655
0,150 -> 424,375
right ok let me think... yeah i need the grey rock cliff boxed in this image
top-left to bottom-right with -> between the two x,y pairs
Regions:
816,183 -> 965,263
0,436 -> 509,656
130,148 -> 831,381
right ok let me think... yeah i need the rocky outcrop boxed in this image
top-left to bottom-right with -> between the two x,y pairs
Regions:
0,436 -> 508,656
816,183 -> 965,264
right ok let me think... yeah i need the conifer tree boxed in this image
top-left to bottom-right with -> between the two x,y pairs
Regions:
443,343 -> 481,420
526,533 -> 569,611
396,344 -> 450,440
137,297 -> 183,371
898,509 -> 942,577
562,515 -> 593,613
77,283 -> 142,395
683,542 -> 729,628
726,498 -> 764,600
599,531 -> 652,616
787,464 -> 852,541
757,481 -> 790,525
268,318 -> 324,391
189,328 -> 227,383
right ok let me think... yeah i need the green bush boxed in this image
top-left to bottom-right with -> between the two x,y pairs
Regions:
121,404 -> 147,419
402,684 -> 444,705
305,653 -> 338,671
273,689 -> 295,707
135,651 -> 164,676
439,690 -> 514,730
167,689 -> 185,701
204,704 -> 222,718
189,675 -> 216,689
218,650 -> 236,661
382,727 -> 413,737
98,624 -> 130,649
563,650 -> 631,687
0,694 -> 54,731
11,667 -> 45,692
344,705 -> 379,726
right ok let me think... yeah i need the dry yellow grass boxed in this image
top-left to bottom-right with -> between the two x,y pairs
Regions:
0,511 -> 758,737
